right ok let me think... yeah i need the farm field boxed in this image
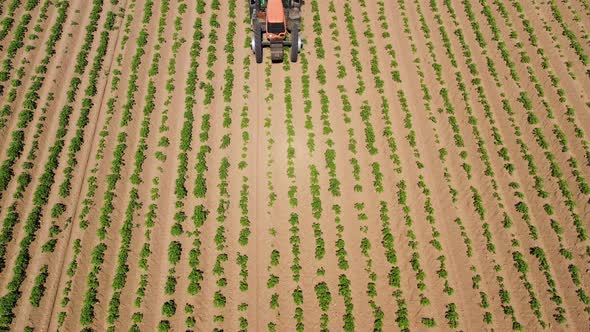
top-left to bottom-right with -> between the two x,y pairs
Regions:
0,0 -> 589,330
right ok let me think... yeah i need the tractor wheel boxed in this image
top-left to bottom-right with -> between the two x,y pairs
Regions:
290,25 -> 300,63
254,22 -> 263,63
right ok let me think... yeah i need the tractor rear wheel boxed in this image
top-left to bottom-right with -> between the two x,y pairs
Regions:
290,24 -> 300,63
254,22 -> 263,63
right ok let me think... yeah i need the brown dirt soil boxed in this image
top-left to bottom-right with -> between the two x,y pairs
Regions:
0,0 -> 589,331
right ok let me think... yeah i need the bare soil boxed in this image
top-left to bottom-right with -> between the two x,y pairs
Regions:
0,0 -> 589,331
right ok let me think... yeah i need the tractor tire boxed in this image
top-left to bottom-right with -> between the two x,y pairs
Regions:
290,25 -> 300,63
254,23 -> 263,63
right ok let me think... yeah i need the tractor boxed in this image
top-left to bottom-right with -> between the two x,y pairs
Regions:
250,0 -> 303,63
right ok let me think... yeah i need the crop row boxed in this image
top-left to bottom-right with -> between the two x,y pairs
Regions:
0,94 -> 51,273
445,0 -> 589,326
78,0 -> 152,325
234,4 -> 252,328
56,0 -> 132,326
0,0 -> 51,129
0,0 -> 71,199
106,0 -> 169,326
0,0 -> 72,328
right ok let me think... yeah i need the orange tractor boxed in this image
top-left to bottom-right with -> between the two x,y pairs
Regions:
250,0 -> 303,63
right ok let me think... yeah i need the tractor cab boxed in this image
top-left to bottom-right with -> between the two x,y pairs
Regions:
265,0 -> 286,40
267,22 -> 286,39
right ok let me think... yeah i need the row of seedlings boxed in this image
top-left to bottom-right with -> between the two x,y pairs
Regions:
26,0 -> 123,327
0,0 -> 53,271
415,0 -> 541,327
55,0 -> 133,327
328,0 -> 394,329
502,0 -> 590,314
363,0 -> 462,327
104,0 -> 168,329
0,0 -> 69,201
465,0 -> 586,318
0,0 -> 24,43
282,55 -> 306,331
427,0 -> 557,327
232,4 -> 255,332
310,1 -> 367,330
185,2 -> 206,323
210,0 -> 238,329
77,0 -> 154,327
262,47 -> 280,332
0,0 -> 51,129
234,4 -> 253,329
129,0 -> 189,330
299,4 -> 335,330
377,0 -> 491,328
157,0 -> 205,330
464,0 -> 590,322
0,0 -> 88,329
492,0 -> 590,240
439,0 -> 574,326
0,0 -> 41,101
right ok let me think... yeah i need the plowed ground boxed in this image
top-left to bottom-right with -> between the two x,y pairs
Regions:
0,0 -> 589,331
